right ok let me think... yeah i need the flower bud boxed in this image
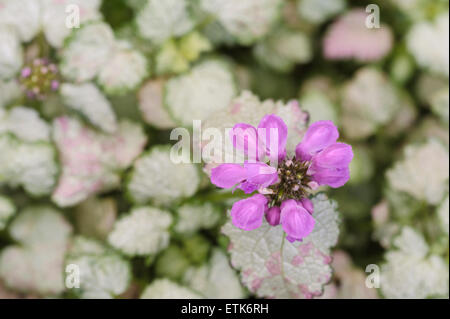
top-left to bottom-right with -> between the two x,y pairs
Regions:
265,206 -> 281,226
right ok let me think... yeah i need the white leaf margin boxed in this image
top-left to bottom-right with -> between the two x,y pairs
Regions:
223,193 -> 340,299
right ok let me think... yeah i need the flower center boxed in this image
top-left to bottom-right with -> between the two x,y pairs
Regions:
19,58 -> 60,100
267,158 -> 312,206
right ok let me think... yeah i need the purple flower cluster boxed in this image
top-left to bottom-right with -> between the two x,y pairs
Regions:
211,115 -> 353,242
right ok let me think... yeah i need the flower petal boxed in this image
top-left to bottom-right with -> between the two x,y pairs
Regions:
211,164 -> 247,189
308,142 -> 353,188
299,198 -> 314,215
229,123 -> 264,161
238,181 -> 259,194
310,167 -> 350,188
236,162 -> 278,194
286,235 -> 299,243
280,199 -> 315,241
230,194 -> 268,231
258,114 -> 288,161
265,206 -> 281,226
311,142 -> 353,170
295,120 -> 339,161
244,162 -> 278,187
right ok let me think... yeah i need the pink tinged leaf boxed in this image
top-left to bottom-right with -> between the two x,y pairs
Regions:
257,114 -> 288,161
251,278 -> 263,292
229,123 -> 264,161
265,206 -> 281,226
265,252 -> 282,275
223,194 -> 339,299
299,242 -> 313,256
280,200 -> 315,241
230,194 -> 268,231
299,284 -> 321,299
295,120 -> 339,161
210,163 -> 247,189
323,9 -> 393,62
291,255 -> 304,266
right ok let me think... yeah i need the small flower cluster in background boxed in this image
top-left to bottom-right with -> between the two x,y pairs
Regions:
0,0 -> 449,299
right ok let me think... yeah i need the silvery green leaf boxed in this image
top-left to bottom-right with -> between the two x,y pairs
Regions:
200,0 -> 282,45
407,13 -> 449,78
66,236 -> 131,299
136,0 -> 194,44
0,134 -> 58,196
223,193 -> 339,298
183,249 -> 245,298
0,0 -> 40,42
127,145 -> 200,206
380,227 -> 449,298
108,206 -> 172,257
60,22 -> 115,82
41,0 -> 102,48
97,41 -> 149,95
253,28 -> 312,73
0,106 -> 51,142
165,59 -> 237,126
297,0 -> 346,24
174,202 -> 221,235
386,139 -> 449,205
0,79 -> 21,108
60,83 -> 118,133
299,91 -> 339,125
140,279 -> 203,299
0,206 -> 72,295
0,25 -> 23,80
340,67 -> 401,140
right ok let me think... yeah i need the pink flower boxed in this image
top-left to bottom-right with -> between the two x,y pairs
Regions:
210,115 -> 352,241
